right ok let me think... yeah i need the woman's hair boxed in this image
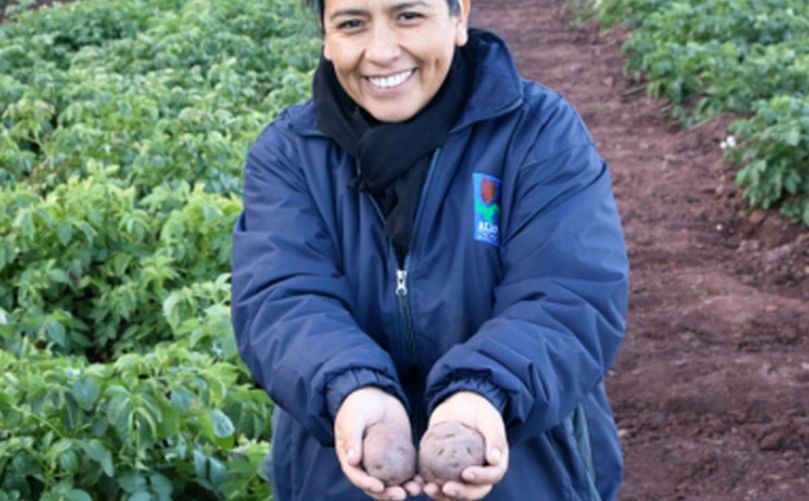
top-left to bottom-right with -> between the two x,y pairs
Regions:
302,0 -> 462,19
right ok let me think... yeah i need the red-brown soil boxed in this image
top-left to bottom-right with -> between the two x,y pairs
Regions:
476,1 -> 809,499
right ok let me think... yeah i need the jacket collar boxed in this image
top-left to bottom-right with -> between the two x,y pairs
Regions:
288,28 -> 523,137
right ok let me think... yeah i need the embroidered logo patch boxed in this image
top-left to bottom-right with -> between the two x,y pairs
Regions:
473,173 -> 501,246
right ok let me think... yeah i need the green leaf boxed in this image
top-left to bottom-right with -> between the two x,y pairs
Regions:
127,492 -> 152,501
211,409 -> 234,438
65,490 -> 92,501
170,389 -> 192,411
193,449 -> 207,481
47,268 -> 72,286
72,378 -> 100,411
209,455 -> 228,485
82,439 -> 114,477
42,320 -> 67,349
56,222 -> 73,246
118,471 -> 147,494
58,450 -> 79,473
784,128 -> 801,147
149,473 -> 172,501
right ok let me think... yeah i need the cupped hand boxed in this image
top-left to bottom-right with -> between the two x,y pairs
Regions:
422,391 -> 509,501
334,386 -> 422,500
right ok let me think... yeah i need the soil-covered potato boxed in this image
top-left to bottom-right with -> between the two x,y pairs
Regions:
418,421 -> 485,484
362,422 -> 417,486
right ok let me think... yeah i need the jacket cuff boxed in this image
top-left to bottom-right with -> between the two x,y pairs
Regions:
426,377 -> 508,416
325,368 -> 408,419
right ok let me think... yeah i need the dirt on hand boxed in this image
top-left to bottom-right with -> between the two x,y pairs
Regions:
475,1 -> 809,499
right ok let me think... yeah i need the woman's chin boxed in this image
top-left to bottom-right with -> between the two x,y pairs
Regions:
365,103 -> 420,123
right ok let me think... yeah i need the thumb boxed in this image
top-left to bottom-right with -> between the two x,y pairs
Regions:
336,412 -> 366,467
477,416 -> 507,466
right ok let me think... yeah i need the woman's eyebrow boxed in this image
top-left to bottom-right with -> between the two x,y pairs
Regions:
329,1 -> 432,21
391,1 -> 432,10
329,8 -> 368,21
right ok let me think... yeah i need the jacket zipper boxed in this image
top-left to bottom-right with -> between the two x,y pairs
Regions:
357,148 -> 442,369
397,147 -> 441,367
395,269 -> 417,368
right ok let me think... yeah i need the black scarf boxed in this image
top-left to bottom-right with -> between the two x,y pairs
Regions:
313,48 -> 471,266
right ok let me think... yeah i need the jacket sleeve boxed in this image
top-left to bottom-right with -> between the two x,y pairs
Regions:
231,122 -> 407,445
424,99 -> 629,442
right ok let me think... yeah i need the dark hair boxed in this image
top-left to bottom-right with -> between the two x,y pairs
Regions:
302,0 -> 462,19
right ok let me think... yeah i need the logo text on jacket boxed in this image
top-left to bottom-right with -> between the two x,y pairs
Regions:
473,173 -> 501,246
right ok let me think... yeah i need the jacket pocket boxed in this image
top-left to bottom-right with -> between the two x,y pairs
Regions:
549,404 -> 603,501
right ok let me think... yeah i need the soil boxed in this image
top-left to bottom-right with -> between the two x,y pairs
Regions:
475,1 -> 809,499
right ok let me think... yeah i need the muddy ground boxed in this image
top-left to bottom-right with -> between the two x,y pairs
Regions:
476,1 -> 809,499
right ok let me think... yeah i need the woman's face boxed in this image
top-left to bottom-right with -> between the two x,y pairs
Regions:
322,0 -> 470,123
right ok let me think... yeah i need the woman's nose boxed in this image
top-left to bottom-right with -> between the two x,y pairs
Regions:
365,24 -> 401,65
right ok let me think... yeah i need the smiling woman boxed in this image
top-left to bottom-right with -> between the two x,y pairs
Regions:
231,0 -> 630,500
320,0 -> 468,122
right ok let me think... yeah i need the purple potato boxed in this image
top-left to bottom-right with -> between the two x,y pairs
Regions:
362,422 -> 417,486
418,421 -> 486,485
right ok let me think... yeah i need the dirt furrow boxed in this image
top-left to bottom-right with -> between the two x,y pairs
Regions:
475,1 -> 809,499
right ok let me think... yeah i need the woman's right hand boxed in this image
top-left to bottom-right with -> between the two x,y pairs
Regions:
334,386 -> 422,500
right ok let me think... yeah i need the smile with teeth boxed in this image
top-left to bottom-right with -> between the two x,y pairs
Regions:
367,69 -> 415,89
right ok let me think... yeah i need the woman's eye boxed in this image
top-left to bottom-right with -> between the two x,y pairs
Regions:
338,19 -> 363,30
398,12 -> 423,22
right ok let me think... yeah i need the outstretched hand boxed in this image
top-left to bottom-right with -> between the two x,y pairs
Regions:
334,386 -> 422,500
422,391 -> 509,501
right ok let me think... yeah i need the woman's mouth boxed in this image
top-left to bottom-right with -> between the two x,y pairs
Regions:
366,69 -> 416,90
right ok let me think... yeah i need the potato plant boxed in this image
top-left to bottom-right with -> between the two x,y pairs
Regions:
581,0 -> 809,224
0,0 -> 320,498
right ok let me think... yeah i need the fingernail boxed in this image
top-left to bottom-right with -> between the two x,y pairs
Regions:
464,470 -> 476,481
346,448 -> 356,461
446,489 -> 459,497
490,448 -> 502,462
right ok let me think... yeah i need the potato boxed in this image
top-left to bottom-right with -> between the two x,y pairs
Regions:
362,422 -> 417,486
418,421 -> 485,484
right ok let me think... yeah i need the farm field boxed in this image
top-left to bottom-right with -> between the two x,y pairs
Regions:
473,0 -> 809,499
1,0 -> 319,499
1,0 -> 808,500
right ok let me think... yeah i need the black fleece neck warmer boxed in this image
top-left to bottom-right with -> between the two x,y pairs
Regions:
313,48 -> 471,266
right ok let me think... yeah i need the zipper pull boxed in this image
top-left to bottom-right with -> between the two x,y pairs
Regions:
396,269 -> 408,296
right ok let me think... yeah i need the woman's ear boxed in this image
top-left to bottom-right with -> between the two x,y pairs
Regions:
454,0 -> 471,47
323,32 -> 333,61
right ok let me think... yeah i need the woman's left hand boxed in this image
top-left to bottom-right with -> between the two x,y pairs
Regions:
422,391 -> 509,501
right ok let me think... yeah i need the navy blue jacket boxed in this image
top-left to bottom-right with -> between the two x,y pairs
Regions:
232,29 -> 628,501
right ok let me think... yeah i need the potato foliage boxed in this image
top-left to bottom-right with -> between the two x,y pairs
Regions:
0,0 -> 320,499
580,0 -> 809,224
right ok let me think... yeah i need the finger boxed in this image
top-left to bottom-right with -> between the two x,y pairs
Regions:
442,480 -> 492,501
403,479 -> 423,496
335,422 -> 365,468
461,462 -> 507,485
484,443 -> 508,468
423,483 -> 456,501
381,486 -> 408,501
341,462 -> 385,495
475,422 -> 507,466
366,485 -> 408,501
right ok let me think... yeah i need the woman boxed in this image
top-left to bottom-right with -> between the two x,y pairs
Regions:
231,0 -> 629,500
